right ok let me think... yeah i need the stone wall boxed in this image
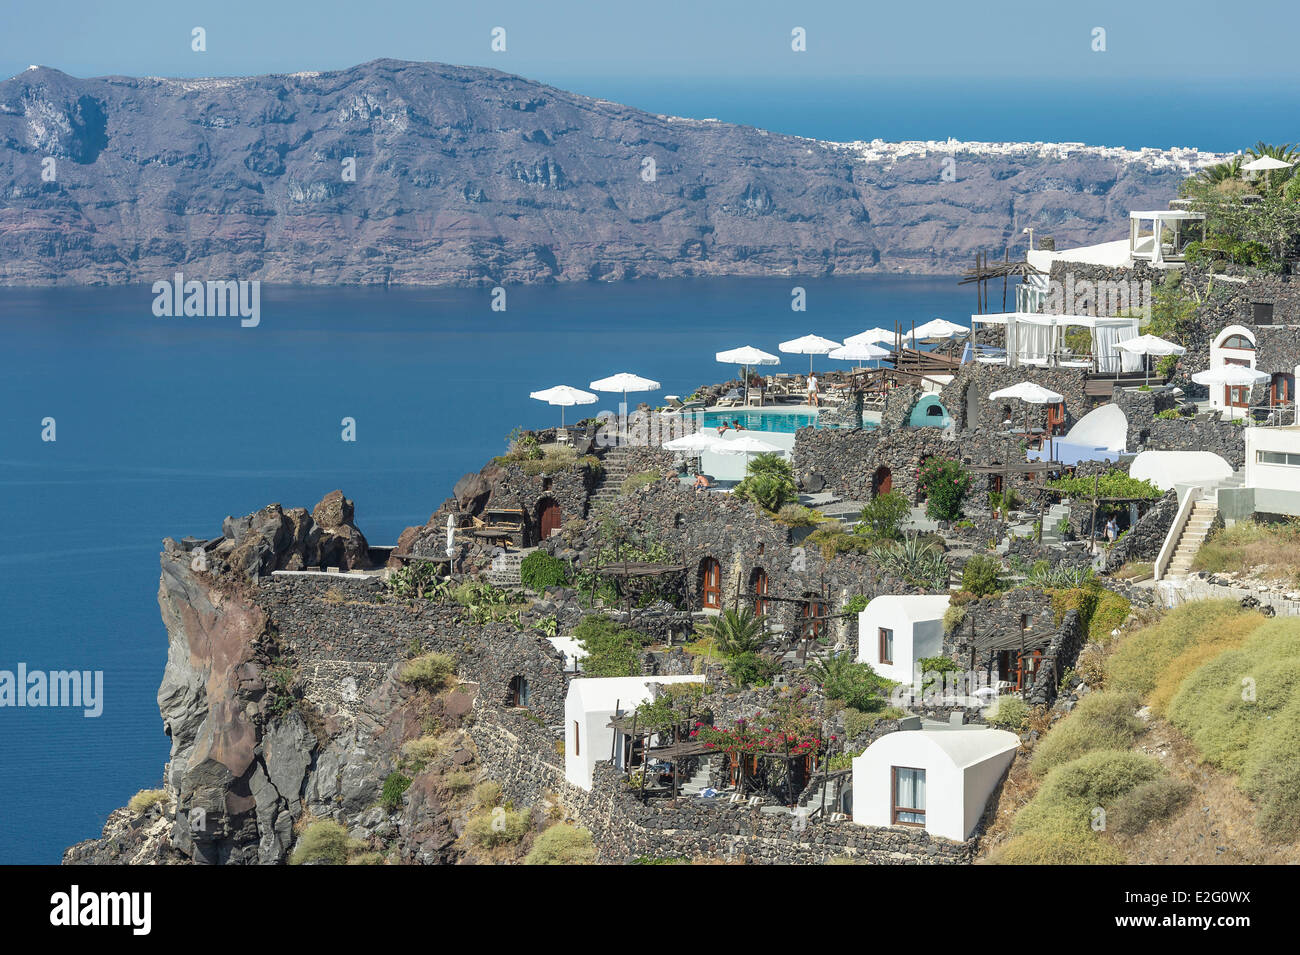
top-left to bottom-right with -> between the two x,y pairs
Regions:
468,711 -> 975,864
1144,415 -> 1246,469
940,361 -> 1094,432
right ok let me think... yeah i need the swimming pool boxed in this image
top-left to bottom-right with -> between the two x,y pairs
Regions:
697,409 -> 876,432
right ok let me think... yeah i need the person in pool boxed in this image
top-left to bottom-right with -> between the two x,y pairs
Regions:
733,419 -> 745,430
716,420 -> 730,435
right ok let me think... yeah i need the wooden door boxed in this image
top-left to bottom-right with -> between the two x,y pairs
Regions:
1271,373 -> 1294,407
1046,402 -> 1065,435
538,499 -> 562,540
701,558 -> 721,609
753,569 -> 769,616
873,466 -> 892,497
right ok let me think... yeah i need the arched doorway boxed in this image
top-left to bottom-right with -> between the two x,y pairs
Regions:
507,675 -> 530,708
536,497 -> 562,541
872,465 -> 892,498
751,567 -> 770,616
700,557 -> 722,609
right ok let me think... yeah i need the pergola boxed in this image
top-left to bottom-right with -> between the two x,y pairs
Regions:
1129,210 -> 1205,266
970,312 -> 1140,372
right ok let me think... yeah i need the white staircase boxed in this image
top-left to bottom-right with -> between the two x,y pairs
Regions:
1040,503 -> 1072,545
1163,499 -> 1218,579
679,761 -> 713,796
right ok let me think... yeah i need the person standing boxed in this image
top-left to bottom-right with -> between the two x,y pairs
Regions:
807,373 -> 819,407
1105,516 -> 1118,544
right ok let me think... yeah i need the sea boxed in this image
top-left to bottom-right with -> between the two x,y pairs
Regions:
0,275 -> 969,862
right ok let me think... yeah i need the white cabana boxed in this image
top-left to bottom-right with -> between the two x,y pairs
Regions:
970,312 -> 1140,372
590,372 -> 661,414
1115,334 -> 1186,384
529,384 -> 598,429
778,334 -> 841,374
1129,210 -> 1205,266
716,345 -> 780,406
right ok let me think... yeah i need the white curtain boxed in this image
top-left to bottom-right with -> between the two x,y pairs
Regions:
895,767 -> 926,821
1093,322 -> 1142,373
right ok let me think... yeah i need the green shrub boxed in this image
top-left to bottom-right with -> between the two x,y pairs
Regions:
985,695 -> 1029,733
520,551 -> 569,591
443,771 -> 476,795
1089,590 -> 1132,643
918,655 -> 961,691
772,504 -> 824,528
942,604 -> 967,635
725,651 -> 779,688
381,771 -> 412,810
400,735 -> 445,771
127,789 -> 170,815
918,457 -> 972,522
573,615 -> 648,677
856,491 -> 911,541
810,654 -> 892,712
994,750 -> 1163,865
735,471 -> 798,512
1108,777 -> 1194,835
842,594 -> 869,615
524,824 -> 596,865
1031,691 -> 1143,776
400,651 -> 456,690
466,807 -> 530,847
806,526 -> 875,559
290,820 -> 351,865
961,554 -> 1004,596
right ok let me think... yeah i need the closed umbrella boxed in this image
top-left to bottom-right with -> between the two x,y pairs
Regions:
529,384 -> 597,429
589,372 -> 661,416
445,513 -> 456,559
1115,334 -> 1185,385
778,334 -> 842,375
716,345 -> 781,407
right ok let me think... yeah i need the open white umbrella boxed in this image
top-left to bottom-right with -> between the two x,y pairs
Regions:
712,433 -> 785,472
989,381 -> 1065,460
828,340 -> 890,374
529,384 -> 597,428
906,318 -> 968,342
778,334 -> 842,375
716,345 -> 781,406
1193,365 -> 1269,414
1116,334 -> 1186,385
845,327 -> 897,347
1243,155 -> 1295,189
663,431 -> 729,453
589,372 -> 661,414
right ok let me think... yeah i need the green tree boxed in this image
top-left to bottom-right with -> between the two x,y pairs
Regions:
573,615 -> 646,677
694,607 -> 767,657
808,653 -> 891,711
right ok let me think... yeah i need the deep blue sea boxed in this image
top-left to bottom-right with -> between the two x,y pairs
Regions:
0,275 -> 971,862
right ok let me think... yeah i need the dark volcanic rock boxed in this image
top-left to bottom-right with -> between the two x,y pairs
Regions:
0,59 -> 1205,286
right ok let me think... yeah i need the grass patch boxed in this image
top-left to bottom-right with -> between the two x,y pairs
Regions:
1107,600 -> 1265,709
290,820 -> 354,865
1108,777 -> 1195,835
466,807 -> 530,848
1031,691 -> 1144,776
524,824 -> 596,865
399,651 -> 456,691
984,695 -> 1029,733
400,734 -> 446,772
1167,617 -> 1300,841
1112,561 -> 1153,581
1191,519 -> 1300,582
127,789 -> 170,815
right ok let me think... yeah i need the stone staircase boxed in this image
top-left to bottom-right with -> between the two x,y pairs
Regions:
679,760 -> 714,796
1040,503 -> 1072,546
1164,499 -> 1218,579
590,447 -> 631,505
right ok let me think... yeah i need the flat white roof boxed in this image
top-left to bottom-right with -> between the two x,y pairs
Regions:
566,675 -> 704,712
972,311 -> 1138,328
866,594 -> 951,623
1129,210 -> 1205,219
1027,239 -> 1131,270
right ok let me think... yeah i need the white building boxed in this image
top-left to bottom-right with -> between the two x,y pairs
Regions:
857,595 -> 951,684
563,675 -> 705,791
852,726 -> 1020,841
1236,425 -> 1300,519
547,636 -> 587,673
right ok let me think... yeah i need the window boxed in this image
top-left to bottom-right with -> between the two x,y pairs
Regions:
892,767 -> 926,826
1252,302 -> 1275,326
1019,614 -> 1029,631
1220,334 -> 1256,351
701,557 -> 722,609
1259,450 -> 1300,467
879,627 -> 894,665
507,675 -> 529,708
573,721 -> 580,756
800,599 -> 827,639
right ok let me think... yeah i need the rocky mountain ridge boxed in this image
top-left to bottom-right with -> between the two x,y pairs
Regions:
2,59 -> 1214,285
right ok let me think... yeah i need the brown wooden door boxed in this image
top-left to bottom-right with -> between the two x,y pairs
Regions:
1047,402 -> 1066,435
701,558 -> 721,609
538,499 -> 562,540
873,466 -> 892,497
753,569 -> 769,615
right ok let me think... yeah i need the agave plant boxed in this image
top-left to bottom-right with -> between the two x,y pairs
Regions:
869,535 -> 950,590
694,606 -> 768,657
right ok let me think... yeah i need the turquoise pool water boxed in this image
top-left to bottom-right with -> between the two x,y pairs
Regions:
697,409 -> 876,432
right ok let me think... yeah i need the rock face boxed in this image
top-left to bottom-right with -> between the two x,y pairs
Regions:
1,59 -> 1210,286
211,491 -> 369,575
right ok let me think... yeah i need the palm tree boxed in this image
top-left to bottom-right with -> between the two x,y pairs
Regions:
1194,155 -> 1242,186
1247,142 -> 1299,162
694,606 -> 767,657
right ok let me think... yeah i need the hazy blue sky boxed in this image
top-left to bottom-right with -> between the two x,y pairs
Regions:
2,0 -> 1296,83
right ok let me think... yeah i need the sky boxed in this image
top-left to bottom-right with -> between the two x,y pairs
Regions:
2,0 -> 1297,84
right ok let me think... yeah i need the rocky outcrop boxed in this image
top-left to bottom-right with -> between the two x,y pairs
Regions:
209,491 -> 370,576
2,60 -> 1210,287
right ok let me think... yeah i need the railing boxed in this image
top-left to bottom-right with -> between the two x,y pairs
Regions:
1154,484 -> 1202,582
